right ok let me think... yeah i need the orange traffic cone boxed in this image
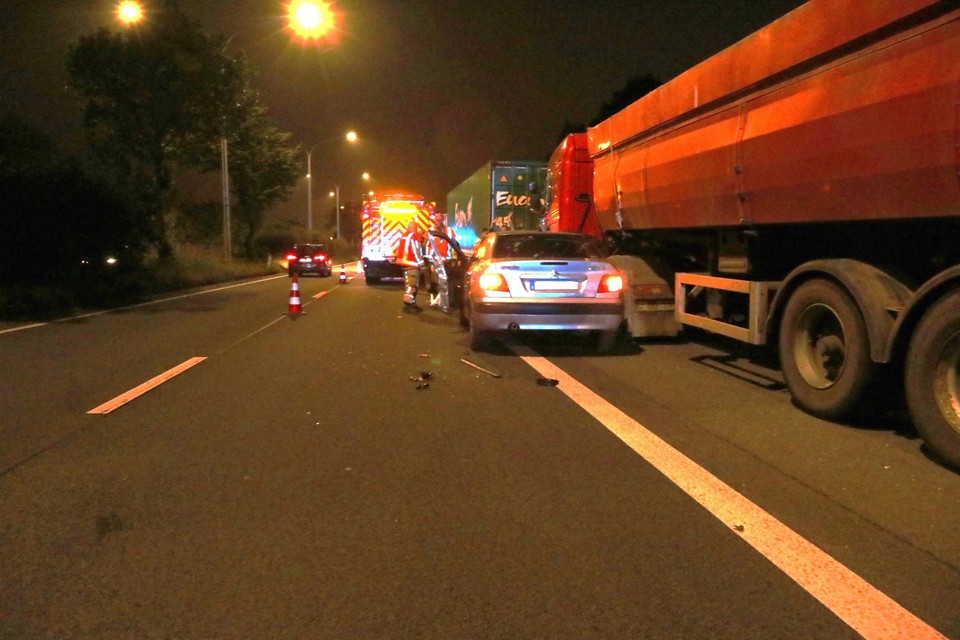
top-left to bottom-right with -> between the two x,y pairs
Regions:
339,266 -> 347,284
288,274 -> 302,315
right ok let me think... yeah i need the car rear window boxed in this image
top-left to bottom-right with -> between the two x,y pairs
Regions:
492,235 -> 603,260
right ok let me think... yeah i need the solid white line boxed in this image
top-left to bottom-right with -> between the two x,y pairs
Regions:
507,341 -> 946,640
0,322 -> 46,335
87,357 -> 207,415
0,275 -> 287,336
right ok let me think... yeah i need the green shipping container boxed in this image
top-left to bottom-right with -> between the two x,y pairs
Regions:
447,160 -> 547,251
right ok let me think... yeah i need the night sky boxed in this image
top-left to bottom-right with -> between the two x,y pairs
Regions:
2,0 -> 806,213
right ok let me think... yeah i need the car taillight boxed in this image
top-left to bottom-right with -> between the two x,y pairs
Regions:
479,272 -> 509,292
314,253 -> 327,262
598,273 -> 624,294
285,253 -> 297,261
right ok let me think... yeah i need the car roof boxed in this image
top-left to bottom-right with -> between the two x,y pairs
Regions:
487,231 -> 597,242
490,230 -> 591,238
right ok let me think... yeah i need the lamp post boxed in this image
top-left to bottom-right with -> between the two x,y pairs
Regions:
305,131 -> 358,234
326,171 -> 369,239
306,145 -> 318,233
218,35 -> 242,261
328,184 -> 341,238
221,138 -> 232,260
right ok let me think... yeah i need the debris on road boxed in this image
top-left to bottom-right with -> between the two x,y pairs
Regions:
733,524 -> 745,532
409,371 -> 433,382
460,358 -> 502,378
536,377 -> 559,386
416,382 -> 430,390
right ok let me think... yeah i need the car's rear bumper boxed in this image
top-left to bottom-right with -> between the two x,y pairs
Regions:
471,299 -> 623,332
291,264 -> 330,274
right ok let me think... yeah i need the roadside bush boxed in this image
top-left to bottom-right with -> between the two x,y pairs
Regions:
253,230 -> 299,258
0,285 -> 75,320
148,244 -> 280,293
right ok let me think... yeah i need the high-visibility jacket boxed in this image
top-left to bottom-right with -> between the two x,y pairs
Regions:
395,231 -> 423,268
431,228 -> 456,260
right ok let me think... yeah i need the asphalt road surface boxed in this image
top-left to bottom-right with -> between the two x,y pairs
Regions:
2,268 -> 958,639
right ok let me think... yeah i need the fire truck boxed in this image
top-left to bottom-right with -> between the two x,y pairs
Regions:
360,192 -> 436,284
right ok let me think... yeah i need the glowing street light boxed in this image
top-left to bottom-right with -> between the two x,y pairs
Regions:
286,1 -> 338,41
116,0 -> 144,25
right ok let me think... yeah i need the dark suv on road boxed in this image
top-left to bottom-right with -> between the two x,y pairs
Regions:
286,244 -> 332,277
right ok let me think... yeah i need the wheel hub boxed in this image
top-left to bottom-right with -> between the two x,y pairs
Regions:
795,303 -> 846,390
933,329 -> 960,435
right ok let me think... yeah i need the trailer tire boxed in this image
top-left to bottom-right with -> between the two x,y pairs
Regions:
905,290 -> 960,470
365,275 -> 380,285
779,279 -> 875,420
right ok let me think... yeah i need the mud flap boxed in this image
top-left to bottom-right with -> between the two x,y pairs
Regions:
607,254 -> 679,338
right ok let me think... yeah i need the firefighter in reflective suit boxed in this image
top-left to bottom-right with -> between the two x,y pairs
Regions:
425,215 -> 456,313
395,220 -> 425,311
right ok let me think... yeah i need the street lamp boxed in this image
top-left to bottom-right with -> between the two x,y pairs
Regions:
285,1 -> 339,43
325,172 -> 369,238
116,1 -> 144,25
306,130 -> 358,233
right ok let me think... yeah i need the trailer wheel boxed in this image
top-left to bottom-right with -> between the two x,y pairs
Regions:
779,279 -> 875,419
905,290 -> 960,470
364,275 -> 380,285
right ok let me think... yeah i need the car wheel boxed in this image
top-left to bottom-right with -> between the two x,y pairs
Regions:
596,327 -> 619,353
469,322 -> 490,351
468,307 -> 489,351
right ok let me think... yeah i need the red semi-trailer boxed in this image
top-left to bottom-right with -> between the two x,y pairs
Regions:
577,0 -> 960,468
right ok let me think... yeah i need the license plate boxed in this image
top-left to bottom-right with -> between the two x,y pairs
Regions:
636,303 -> 674,312
533,280 -> 579,291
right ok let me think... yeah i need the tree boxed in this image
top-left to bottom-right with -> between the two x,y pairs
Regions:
590,73 -> 663,126
67,0 -> 242,261
551,74 -> 663,150
0,116 -> 143,289
227,102 -> 300,259
182,50 -> 300,260
555,118 -> 588,146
